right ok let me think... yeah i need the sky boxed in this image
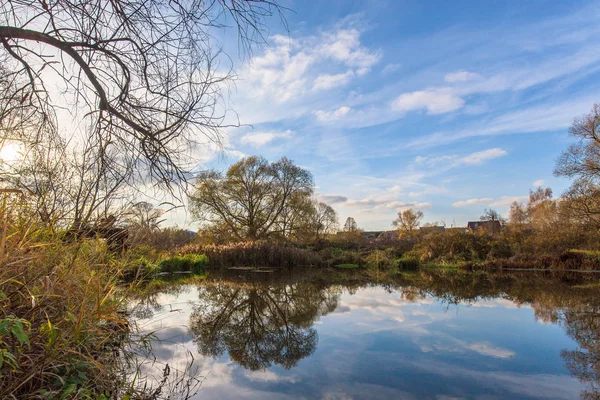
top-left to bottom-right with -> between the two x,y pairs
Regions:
187,0 -> 600,231
5,1 -> 599,231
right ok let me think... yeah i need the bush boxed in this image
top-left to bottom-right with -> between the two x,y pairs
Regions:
363,249 -> 395,269
397,255 -> 420,270
159,254 -> 208,274
319,247 -> 362,267
412,231 -> 492,263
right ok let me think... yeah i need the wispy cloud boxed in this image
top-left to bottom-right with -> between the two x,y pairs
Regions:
452,198 -> 493,207
391,88 -> 464,115
239,129 -> 294,147
490,196 -> 529,207
460,148 -> 507,165
412,148 -> 508,170
319,194 -> 348,204
314,106 -> 352,122
444,70 -> 480,83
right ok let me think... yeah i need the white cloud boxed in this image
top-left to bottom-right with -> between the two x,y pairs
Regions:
243,370 -> 297,383
239,129 -> 294,147
385,201 -> 432,210
391,88 -> 464,114
408,187 -> 448,197
319,194 -> 348,204
346,195 -> 396,207
405,95 -> 599,149
314,106 -> 352,121
452,198 -> 493,207
467,342 -> 515,359
533,179 -> 545,187
313,71 -> 355,91
459,148 -> 507,165
237,23 -> 381,107
444,70 -> 480,83
322,27 -> 382,70
490,196 -> 529,207
413,148 -> 508,170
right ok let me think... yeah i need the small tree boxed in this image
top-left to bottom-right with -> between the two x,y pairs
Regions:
508,201 -> 528,226
343,217 -> 358,232
393,209 -> 423,238
313,202 -> 338,239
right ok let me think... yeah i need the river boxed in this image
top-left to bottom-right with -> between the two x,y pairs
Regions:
124,268 -> 600,399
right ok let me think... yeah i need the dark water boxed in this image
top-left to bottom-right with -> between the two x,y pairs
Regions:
127,269 -> 600,399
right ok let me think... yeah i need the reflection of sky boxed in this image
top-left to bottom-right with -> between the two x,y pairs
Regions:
132,285 -> 584,399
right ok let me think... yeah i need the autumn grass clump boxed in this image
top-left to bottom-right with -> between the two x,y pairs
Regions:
180,241 -> 324,268
159,253 -> 208,274
0,200 -> 131,398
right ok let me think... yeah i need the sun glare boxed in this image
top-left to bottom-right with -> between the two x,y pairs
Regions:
0,143 -> 21,163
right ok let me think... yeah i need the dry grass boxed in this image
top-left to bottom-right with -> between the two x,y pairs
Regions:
179,241 -> 324,268
0,198 -> 129,398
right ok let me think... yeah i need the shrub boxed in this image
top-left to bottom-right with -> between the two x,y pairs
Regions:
397,255 -> 420,270
412,231 -> 492,263
363,249 -> 395,269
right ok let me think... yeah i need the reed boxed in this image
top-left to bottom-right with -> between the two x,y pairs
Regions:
0,198 -> 129,398
180,241 -> 324,268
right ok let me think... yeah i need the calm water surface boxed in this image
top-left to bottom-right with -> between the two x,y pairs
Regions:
127,270 -> 600,399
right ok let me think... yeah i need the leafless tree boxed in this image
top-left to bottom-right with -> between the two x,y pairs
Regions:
480,208 -> 505,224
0,0 -> 284,188
312,201 -> 337,238
555,104 -> 600,183
555,104 -> 600,225
8,133 -> 133,229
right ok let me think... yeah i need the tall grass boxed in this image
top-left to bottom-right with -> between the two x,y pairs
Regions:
180,241 -> 323,268
0,198 -> 129,398
159,254 -> 208,274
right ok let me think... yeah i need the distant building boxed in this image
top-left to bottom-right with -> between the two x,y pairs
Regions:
419,226 -> 445,234
467,220 -> 502,235
376,230 -> 397,240
361,231 -> 381,239
447,227 -> 467,232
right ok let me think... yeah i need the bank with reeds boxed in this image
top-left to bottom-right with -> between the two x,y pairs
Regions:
0,203 -> 210,398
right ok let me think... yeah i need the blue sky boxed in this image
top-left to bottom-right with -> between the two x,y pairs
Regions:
195,0 -> 600,231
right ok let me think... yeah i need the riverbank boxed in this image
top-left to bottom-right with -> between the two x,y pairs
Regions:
176,240 -> 600,272
3,226 -> 598,398
0,216 -> 208,398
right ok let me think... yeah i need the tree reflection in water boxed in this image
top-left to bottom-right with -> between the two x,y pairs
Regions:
561,306 -> 600,400
127,268 -> 600,398
189,278 -> 340,370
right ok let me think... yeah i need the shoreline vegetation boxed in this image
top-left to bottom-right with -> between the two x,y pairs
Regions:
3,205 -> 600,398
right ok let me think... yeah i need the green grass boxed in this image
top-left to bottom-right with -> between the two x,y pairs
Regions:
159,254 -> 208,274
